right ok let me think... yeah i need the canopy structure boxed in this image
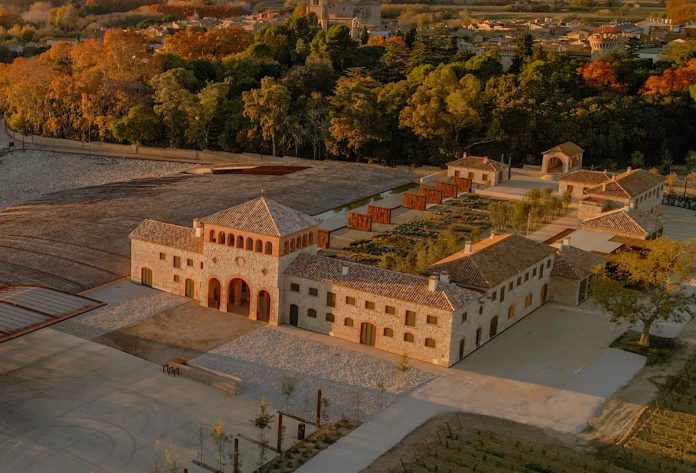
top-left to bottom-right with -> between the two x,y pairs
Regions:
0,286 -> 104,343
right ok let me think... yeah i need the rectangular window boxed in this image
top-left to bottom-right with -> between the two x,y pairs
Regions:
345,296 -> 356,305
326,292 -> 336,308
186,258 -> 194,267
461,312 -> 468,323
508,281 -> 513,291
532,268 -> 537,277
159,252 -> 166,260
309,287 -> 318,297
405,310 -> 416,327
539,264 -> 544,279
546,260 -> 551,268
500,286 -> 505,302
290,283 -> 300,292
491,290 -> 497,300
482,173 -> 489,181
385,305 -> 396,315
517,277 -> 521,286
173,256 -> 181,269
427,315 -> 438,325
173,275 -> 180,282
308,308 -> 317,318
524,272 -> 529,282
365,301 -> 375,310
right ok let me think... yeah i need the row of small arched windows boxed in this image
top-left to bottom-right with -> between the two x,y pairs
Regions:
209,230 -> 273,255
282,232 -> 314,255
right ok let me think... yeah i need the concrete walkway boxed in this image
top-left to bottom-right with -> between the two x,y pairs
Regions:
526,210 -> 579,243
297,301 -> 646,473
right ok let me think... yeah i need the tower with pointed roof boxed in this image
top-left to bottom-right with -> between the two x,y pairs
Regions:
197,197 -> 319,324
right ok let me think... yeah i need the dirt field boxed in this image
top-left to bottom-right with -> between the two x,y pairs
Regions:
94,301 -> 263,364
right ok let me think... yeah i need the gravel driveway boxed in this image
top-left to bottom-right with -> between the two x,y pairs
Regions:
0,150 -> 196,210
190,327 -> 436,422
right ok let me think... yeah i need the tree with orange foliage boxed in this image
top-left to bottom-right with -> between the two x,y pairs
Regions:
163,27 -> 253,61
577,60 -> 628,92
641,59 -> 696,95
366,35 -> 406,48
667,0 -> 696,23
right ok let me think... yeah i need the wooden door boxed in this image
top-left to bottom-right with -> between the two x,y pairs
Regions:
208,279 -> 221,310
141,267 -> 153,287
489,316 -> 499,338
458,338 -> 466,359
360,323 -> 376,346
289,304 -> 298,326
185,279 -> 194,298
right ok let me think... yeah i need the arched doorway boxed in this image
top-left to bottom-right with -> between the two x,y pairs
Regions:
208,278 -> 221,310
141,267 -> 153,287
289,304 -> 298,326
257,290 -> 271,322
475,326 -> 483,347
545,156 -> 564,174
228,278 -> 250,316
360,323 -> 376,346
489,316 -> 499,338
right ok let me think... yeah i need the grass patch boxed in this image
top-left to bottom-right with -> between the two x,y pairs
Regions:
610,330 -> 686,365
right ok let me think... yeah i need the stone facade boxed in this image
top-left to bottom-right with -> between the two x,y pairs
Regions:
446,156 -> 508,187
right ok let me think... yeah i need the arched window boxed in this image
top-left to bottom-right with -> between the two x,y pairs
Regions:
237,235 -> 244,248
404,333 -> 414,343
290,239 -> 295,250
284,241 -> 289,254
302,234 -> 308,247
525,293 -> 533,307
489,316 -> 499,338
255,239 -> 263,253
383,327 -> 394,337
218,232 -> 226,245
264,242 -> 273,255
507,304 -> 517,319
227,234 -> 235,246
424,338 -> 436,348
209,230 -> 217,243
246,237 -> 253,250
308,232 -> 314,244
344,317 -> 354,327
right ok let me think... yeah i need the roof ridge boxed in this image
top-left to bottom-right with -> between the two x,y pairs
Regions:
260,197 -> 282,236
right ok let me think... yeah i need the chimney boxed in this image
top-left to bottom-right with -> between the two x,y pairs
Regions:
561,237 -> 571,248
483,157 -> 489,163
193,218 -> 203,238
428,274 -> 439,292
341,264 -> 349,276
601,182 -> 607,191
462,151 -> 468,158
464,240 -> 473,253
626,166 -> 632,173
440,271 -> 450,284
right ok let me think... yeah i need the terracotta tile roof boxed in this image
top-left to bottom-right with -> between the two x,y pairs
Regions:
446,156 -> 504,172
553,244 -> 605,280
130,219 -> 203,254
559,170 -> 611,185
542,141 -> 584,156
284,254 -> 480,311
201,197 -> 318,237
425,234 -> 557,290
581,209 -> 662,237
585,169 -> 664,200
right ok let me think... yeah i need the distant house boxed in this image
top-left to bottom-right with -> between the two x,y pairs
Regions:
550,242 -> 605,306
580,207 -> 663,240
583,167 -> 665,215
540,141 -> 584,176
558,170 -> 611,201
446,155 -> 508,187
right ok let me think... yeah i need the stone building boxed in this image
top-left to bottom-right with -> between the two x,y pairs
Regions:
130,197 -> 597,367
307,0 -> 381,33
540,141 -> 584,176
446,155 -> 509,187
580,208 -> 664,240
550,242 -> 605,306
582,167 -> 665,215
558,170 -> 611,201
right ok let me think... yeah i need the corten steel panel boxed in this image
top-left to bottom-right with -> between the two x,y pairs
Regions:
367,205 -> 391,224
421,185 -> 443,205
317,229 -> 330,249
347,212 -> 372,232
453,177 -> 472,193
436,181 -> 459,199
402,193 -> 426,211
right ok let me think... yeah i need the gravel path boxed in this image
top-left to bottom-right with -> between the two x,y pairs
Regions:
190,327 -> 437,421
57,280 -> 189,339
0,150 -> 196,210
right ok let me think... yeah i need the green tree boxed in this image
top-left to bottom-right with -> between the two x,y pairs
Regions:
561,187 -> 573,211
150,68 -> 199,147
242,76 -> 291,156
630,150 -> 645,169
110,104 -> 161,146
592,239 -> 696,347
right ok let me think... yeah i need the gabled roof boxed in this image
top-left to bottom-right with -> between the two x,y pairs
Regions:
284,254 -> 479,311
553,244 -> 605,280
581,208 -> 662,237
201,197 -> 318,237
425,234 -> 557,290
558,170 -> 611,185
129,219 -> 203,254
585,169 -> 664,200
542,141 -> 584,156
446,156 -> 504,172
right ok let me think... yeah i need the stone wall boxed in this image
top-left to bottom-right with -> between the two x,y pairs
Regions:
549,275 -> 580,306
130,240 -> 204,299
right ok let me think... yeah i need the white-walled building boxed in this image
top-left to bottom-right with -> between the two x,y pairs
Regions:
446,155 -> 509,187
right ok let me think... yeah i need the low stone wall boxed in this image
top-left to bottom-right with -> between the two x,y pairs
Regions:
5,128 -> 264,164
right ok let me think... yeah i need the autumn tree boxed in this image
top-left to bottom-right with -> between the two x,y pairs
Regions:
641,59 -> 696,95
242,77 -> 291,156
164,27 -> 253,61
577,60 -> 628,92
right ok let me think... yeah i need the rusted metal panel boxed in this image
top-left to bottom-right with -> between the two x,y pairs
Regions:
420,185 -> 443,205
367,205 -> 391,224
453,177 -> 472,193
402,193 -> 426,211
347,212 -> 372,232
436,181 -> 459,199
317,229 -> 331,249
